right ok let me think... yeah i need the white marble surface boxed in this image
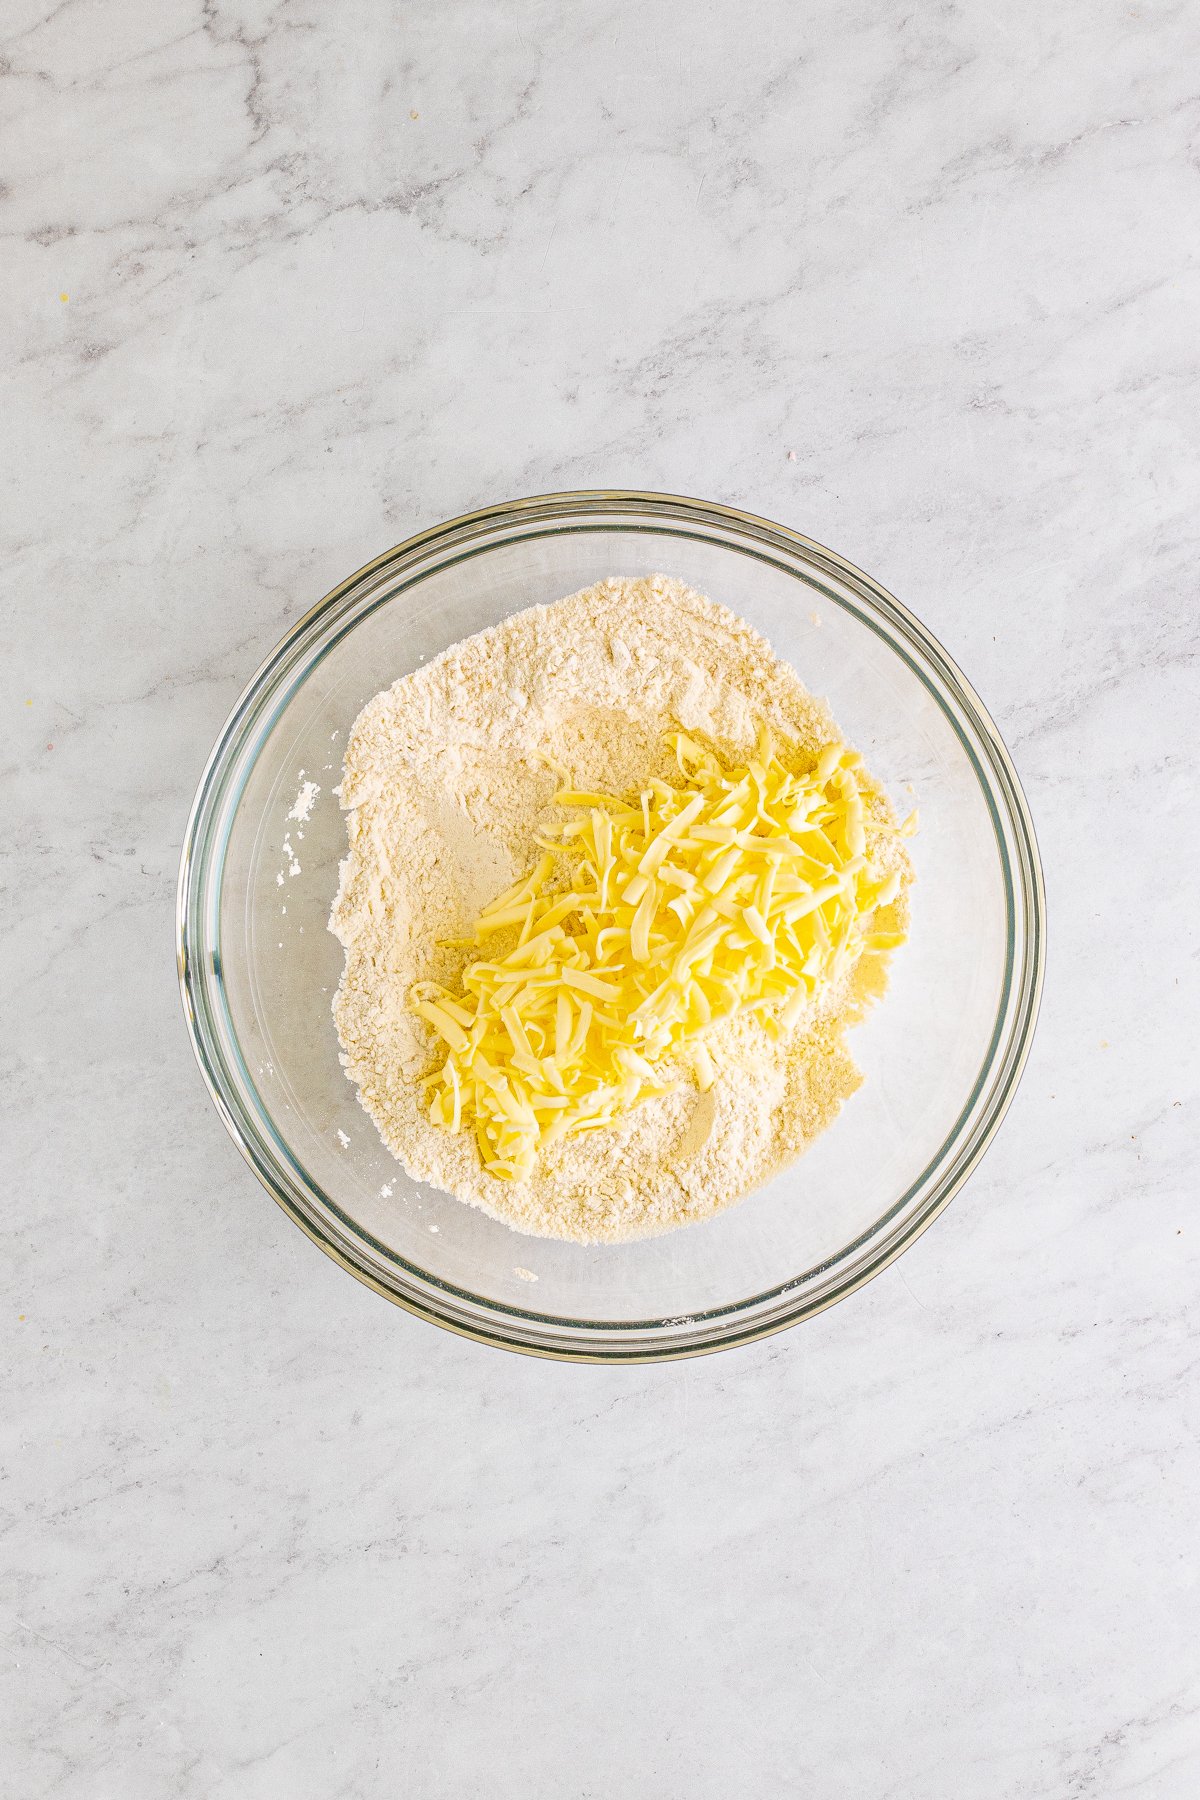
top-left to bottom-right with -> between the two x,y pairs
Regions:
4,0 -> 1198,1792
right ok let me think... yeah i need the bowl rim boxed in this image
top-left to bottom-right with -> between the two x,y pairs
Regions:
177,489 -> 1046,1362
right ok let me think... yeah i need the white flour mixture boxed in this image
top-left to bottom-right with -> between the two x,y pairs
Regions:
329,576 -> 910,1242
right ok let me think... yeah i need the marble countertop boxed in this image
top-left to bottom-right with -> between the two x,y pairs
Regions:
5,1 -> 1198,1793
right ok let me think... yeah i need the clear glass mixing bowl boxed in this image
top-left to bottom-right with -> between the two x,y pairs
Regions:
178,492 -> 1044,1360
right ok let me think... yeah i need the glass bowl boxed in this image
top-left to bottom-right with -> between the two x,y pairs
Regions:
178,492 -> 1044,1361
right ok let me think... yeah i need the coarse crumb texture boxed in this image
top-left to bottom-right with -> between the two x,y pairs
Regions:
329,576 -> 912,1243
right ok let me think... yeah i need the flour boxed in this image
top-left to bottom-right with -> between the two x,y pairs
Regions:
288,774 -> 320,824
329,575 -> 911,1244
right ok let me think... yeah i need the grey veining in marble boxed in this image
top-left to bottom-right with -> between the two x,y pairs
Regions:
3,0 -> 1199,1794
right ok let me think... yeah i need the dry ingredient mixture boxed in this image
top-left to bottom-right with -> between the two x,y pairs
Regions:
329,576 -> 913,1243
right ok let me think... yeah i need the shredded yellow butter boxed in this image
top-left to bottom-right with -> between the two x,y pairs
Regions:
412,728 -> 912,1180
